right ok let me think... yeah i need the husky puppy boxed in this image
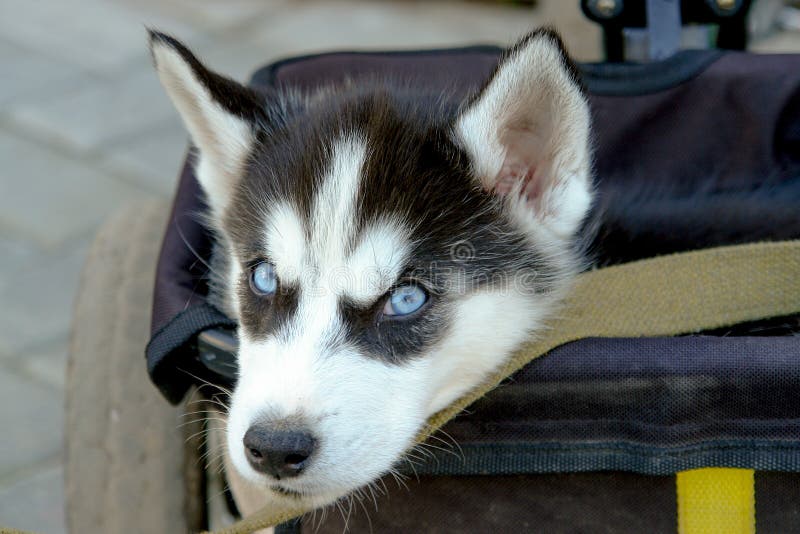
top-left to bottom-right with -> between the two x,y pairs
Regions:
150,28 -> 592,510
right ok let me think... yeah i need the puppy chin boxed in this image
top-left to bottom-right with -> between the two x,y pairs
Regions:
232,463 -> 359,511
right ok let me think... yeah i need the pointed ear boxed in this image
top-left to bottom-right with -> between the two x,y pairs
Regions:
149,31 -> 265,221
455,28 -> 592,242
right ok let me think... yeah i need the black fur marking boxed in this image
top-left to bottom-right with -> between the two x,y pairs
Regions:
237,275 -> 300,342
340,290 -> 451,365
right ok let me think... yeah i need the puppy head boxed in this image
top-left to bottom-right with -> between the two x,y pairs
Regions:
151,28 -> 591,508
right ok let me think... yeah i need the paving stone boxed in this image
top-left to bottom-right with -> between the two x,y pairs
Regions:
222,0 -> 603,70
247,1 -> 542,60
0,466 -> 66,534
0,39 -> 100,108
101,119 -> 189,197
8,65 -> 177,152
189,34 -> 291,83
20,339 -> 69,390
0,368 -> 63,476
0,129 -> 150,247
0,235 -> 41,297
0,238 -> 88,355
0,0 -> 200,73
130,0 -> 292,33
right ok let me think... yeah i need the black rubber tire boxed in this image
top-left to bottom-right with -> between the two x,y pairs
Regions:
65,200 -> 203,533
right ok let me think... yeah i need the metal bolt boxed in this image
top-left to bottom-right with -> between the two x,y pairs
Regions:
596,0 -> 617,16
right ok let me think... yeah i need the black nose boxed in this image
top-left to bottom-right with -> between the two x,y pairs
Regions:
243,425 -> 316,479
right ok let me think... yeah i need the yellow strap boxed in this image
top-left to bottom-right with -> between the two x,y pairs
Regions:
677,468 -> 755,534
211,240 -> 800,534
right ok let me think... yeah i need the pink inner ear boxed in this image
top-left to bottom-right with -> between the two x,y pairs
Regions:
493,156 -> 549,211
494,161 -> 542,198
491,124 -> 551,205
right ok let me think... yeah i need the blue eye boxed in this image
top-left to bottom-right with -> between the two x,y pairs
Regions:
249,262 -> 277,296
382,284 -> 428,317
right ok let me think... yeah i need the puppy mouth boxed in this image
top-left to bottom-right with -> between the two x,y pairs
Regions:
270,484 -> 307,499
268,481 -> 346,505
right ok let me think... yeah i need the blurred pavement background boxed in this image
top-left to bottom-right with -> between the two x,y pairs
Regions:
0,1 -> 798,532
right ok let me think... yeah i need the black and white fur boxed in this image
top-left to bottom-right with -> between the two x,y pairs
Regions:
151,28 -> 592,511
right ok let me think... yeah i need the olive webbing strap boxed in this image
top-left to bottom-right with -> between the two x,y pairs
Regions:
209,240 -> 800,534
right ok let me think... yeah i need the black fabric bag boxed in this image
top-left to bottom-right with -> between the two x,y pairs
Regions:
146,47 -> 800,531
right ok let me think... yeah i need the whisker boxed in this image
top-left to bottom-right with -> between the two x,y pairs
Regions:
376,476 -> 390,496
187,396 -> 231,411
178,417 -> 228,430
352,488 -> 373,534
365,481 -> 381,510
387,468 -> 410,492
184,427 -> 215,444
175,219 -> 219,277
429,428 -> 464,459
334,499 -> 346,529
180,410 -> 211,419
419,440 -> 462,461
343,494 -> 354,533
402,456 -> 420,481
177,367 -> 233,397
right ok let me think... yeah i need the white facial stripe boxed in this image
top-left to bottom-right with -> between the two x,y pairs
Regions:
262,134 -> 412,305
284,291 -> 342,361
342,217 -> 411,304
310,135 -> 367,267
264,202 -> 306,284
